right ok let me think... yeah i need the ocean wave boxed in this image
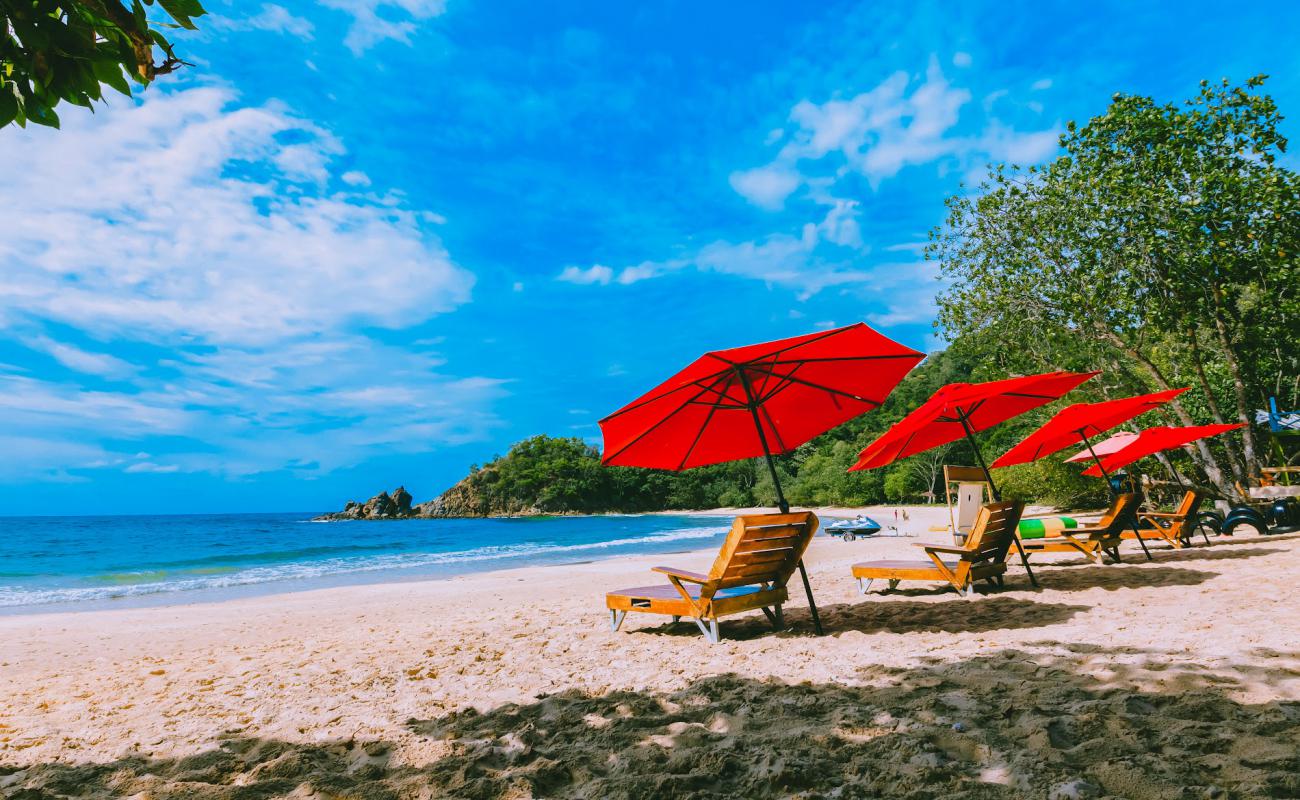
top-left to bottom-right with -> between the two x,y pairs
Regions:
0,525 -> 725,609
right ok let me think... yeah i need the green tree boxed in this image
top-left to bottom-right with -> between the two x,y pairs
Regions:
932,76 -> 1299,499
1,0 -> 205,129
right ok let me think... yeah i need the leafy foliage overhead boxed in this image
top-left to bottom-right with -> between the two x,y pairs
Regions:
931,76 -> 1299,499
1,0 -> 205,129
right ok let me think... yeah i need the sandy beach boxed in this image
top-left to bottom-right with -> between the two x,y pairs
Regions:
2,505 -> 1299,798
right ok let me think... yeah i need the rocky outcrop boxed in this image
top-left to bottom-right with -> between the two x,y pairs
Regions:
315,486 -> 418,520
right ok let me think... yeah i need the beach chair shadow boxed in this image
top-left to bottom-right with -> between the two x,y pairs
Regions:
1030,565 -> 1217,592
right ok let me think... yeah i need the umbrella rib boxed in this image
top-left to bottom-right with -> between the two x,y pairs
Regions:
600,380 -> 722,464
598,357 -> 741,422
677,397 -> 724,471
602,346 -> 920,422
708,326 -> 851,368
761,353 -> 924,366
742,363 -> 885,406
759,403 -> 789,454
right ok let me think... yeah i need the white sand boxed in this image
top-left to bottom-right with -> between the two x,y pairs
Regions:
2,505 -> 1298,798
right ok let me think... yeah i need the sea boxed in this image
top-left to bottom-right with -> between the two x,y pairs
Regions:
0,512 -> 736,614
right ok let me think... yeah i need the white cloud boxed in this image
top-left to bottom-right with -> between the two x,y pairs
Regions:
557,264 -> 614,285
728,166 -> 802,210
0,87 -> 502,481
213,4 -> 315,39
734,58 -> 1058,202
341,169 -> 372,186
22,335 -> 137,379
605,202 -> 871,296
320,0 -> 448,54
978,121 -> 1060,164
1031,78 -> 1053,91
564,56 -> 1059,311
952,52 -> 972,68
125,461 -> 181,474
0,87 -> 473,347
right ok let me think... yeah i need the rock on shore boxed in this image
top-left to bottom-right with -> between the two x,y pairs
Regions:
314,486 -> 416,520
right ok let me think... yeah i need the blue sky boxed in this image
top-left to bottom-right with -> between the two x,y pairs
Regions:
1,1 -> 1298,514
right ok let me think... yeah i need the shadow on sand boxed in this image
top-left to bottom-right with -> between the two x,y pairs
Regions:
623,596 -> 1089,641
1029,564 -> 1217,592
6,646 -> 1298,799
1046,545 -> 1283,569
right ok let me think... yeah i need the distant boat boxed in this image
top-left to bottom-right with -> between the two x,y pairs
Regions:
825,516 -> 882,540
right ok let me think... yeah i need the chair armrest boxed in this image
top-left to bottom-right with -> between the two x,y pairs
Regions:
914,543 -> 970,555
652,566 -> 710,584
1138,512 -> 1182,519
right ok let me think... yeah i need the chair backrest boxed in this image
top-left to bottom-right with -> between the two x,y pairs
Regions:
962,500 -> 1025,564
706,512 -> 820,591
1174,490 -> 1204,520
1097,493 -> 1140,533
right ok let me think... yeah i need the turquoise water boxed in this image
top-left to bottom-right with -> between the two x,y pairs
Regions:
0,512 -> 734,612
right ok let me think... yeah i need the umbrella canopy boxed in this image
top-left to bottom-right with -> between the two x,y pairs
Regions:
1080,423 -> 1245,477
990,388 -> 1188,469
601,323 -> 925,473
600,322 -> 924,636
848,369 -> 1097,587
1064,431 -> 1140,463
849,371 -> 1099,472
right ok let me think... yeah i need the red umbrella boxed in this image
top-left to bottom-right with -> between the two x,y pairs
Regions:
1080,423 -> 1245,477
1065,431 -> 1139,462
991,388 -> 1188,469
601,322 -> 925,634
850,371 -> 1098,471
992,388 -> 1188,561
849,370 -> 1099,585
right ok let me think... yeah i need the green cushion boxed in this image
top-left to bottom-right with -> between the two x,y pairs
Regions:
1017,516 -> 1079,540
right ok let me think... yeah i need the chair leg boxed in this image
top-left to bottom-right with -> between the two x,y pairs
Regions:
610,610 -> 626,632
887,579 -> 900,591
671,615 -> 681,624
857,578 -> 874,595
773,605 -> 784,631
692,616 -> 720,643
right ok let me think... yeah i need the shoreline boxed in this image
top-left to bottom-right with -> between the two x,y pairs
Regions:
0,507 -> 927,617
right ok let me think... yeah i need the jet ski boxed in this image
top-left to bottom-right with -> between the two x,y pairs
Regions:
826,515 -> 883,540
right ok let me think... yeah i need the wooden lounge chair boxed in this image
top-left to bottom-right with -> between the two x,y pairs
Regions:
1018,493 -> 1139,564
1130,490 -> 1208,547
606,512 -> 819,643
850,501 -> 1025,597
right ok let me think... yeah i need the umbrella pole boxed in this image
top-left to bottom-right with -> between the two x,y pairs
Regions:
740,371 -> 824,636
959,415 -> 1038,588
1082,433 -> 1152,561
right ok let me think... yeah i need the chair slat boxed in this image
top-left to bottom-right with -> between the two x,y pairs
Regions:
734,535 -> 801,554
728,549 -> 793,567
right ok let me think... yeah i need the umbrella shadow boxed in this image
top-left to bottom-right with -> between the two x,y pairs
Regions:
1048,546 -> 1283,568
1030,565 -> 1217,592
11,646 -> 1300,800
624,596 -> 1088,640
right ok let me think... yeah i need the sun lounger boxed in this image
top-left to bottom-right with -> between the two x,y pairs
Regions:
1131,490 -> 1208,547
850,501 -> 1025,597
1018,493 -> 1139,564
605,512 -> 819,643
